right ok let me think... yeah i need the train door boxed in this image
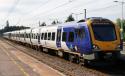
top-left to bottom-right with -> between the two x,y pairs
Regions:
56,27 -> 62,48
75,26 -> 90,54
38,33 -> 40,44
30,29 -> 33,45
66,27 -> 75,52
38,28 -> 41,44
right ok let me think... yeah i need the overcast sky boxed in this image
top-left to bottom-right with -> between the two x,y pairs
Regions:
0,0 -> 125,28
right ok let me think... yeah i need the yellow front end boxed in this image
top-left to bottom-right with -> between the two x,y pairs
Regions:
87,19 -> 121,52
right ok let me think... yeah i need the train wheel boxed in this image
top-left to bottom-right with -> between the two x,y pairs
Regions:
83,59 -> 89,66
75,56 -> 80,64
63,52 -> 69,60
43,48 -> 48,53
69,54 -> 74,62
57,51 -> 63,57
79,57 -> 89,66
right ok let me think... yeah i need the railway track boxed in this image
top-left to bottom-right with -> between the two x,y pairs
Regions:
2,38 -> 125,76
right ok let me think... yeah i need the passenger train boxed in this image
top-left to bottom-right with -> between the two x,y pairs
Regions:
3,17 -> 123,64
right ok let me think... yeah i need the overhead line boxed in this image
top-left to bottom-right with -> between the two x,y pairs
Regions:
24,0 -> 51,14
88,4 -> 119,13
27,0 -> 77,20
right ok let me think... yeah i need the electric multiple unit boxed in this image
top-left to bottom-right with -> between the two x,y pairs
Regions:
3,17 -> 123,64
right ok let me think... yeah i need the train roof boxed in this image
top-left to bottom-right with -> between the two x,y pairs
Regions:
3,17 -> 112,34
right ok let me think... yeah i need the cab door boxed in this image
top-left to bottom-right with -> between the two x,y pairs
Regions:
66,28 -> 75,51
75,26 -> 91,54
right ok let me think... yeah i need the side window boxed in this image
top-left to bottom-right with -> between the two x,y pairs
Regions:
68,32 -> 74,42
41,33 -> 44,40
75,27 -> 85,40
31,33 -> 33,39
29,34 -> 30,38
44,33 -> 47,40
37,33 -> 40,40
52,32 -> 55,41
34,34 -> 35,39
22,34 -> 23,38
27,34 -> 28,38
35,34 -> 37,39
28,34 -> 29,38
26,34 -> 27,38
62,32 -> 67,41
48,32 -> 51,40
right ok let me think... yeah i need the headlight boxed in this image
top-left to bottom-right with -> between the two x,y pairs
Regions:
115,45 -> 121,50
93,45 -> 100,51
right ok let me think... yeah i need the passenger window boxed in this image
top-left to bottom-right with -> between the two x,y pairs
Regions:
29,34 -> 30,38
34,34 -> 35,39
27,34 -> 29,38
52,32 -> 55,41
68,32 -> 74,42
31,34 -> 33,39
62,32 -> 67,41
26,34 -> 28,38
75,28 -> 85,40
36,34 -> 37,39
41,33 -> 44,40
44,33 -> 47,40
48,32 -> 51,40
37,33 -> 40,40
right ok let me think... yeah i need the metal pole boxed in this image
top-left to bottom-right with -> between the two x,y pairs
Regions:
121,1 -> 124,40
84,9 -> 86,19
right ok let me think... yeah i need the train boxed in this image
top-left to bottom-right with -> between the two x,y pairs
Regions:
3,17 -> 123,65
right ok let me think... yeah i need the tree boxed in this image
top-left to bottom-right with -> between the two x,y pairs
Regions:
51,20 -> 60,24
40,22 -> 46,26
116,18 -> 125,41
116,18 -> 121,28
6,20 -> 9,27
116,18 -> 125,32
65,14 -> 75,22
52,20 -> 56,24
123,19 -> 125,31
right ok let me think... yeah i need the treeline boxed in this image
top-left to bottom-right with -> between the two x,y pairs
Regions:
39,14 -> 75,26
0,26 -> 30,35
116,18 -> 125,32
0,21 -> 30,36
1,26 -> 30,33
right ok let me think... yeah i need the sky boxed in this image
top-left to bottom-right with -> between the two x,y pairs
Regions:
0,0 -> 125,28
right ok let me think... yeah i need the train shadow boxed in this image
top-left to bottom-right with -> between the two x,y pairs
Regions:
85,54 -> 125,76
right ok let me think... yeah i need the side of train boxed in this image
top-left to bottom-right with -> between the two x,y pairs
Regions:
3,17 -> 123,64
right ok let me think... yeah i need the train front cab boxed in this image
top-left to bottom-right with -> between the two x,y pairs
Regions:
84,18 -> 123,61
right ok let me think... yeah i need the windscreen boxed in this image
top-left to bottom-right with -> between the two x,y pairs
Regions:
92,23 -> 116,41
